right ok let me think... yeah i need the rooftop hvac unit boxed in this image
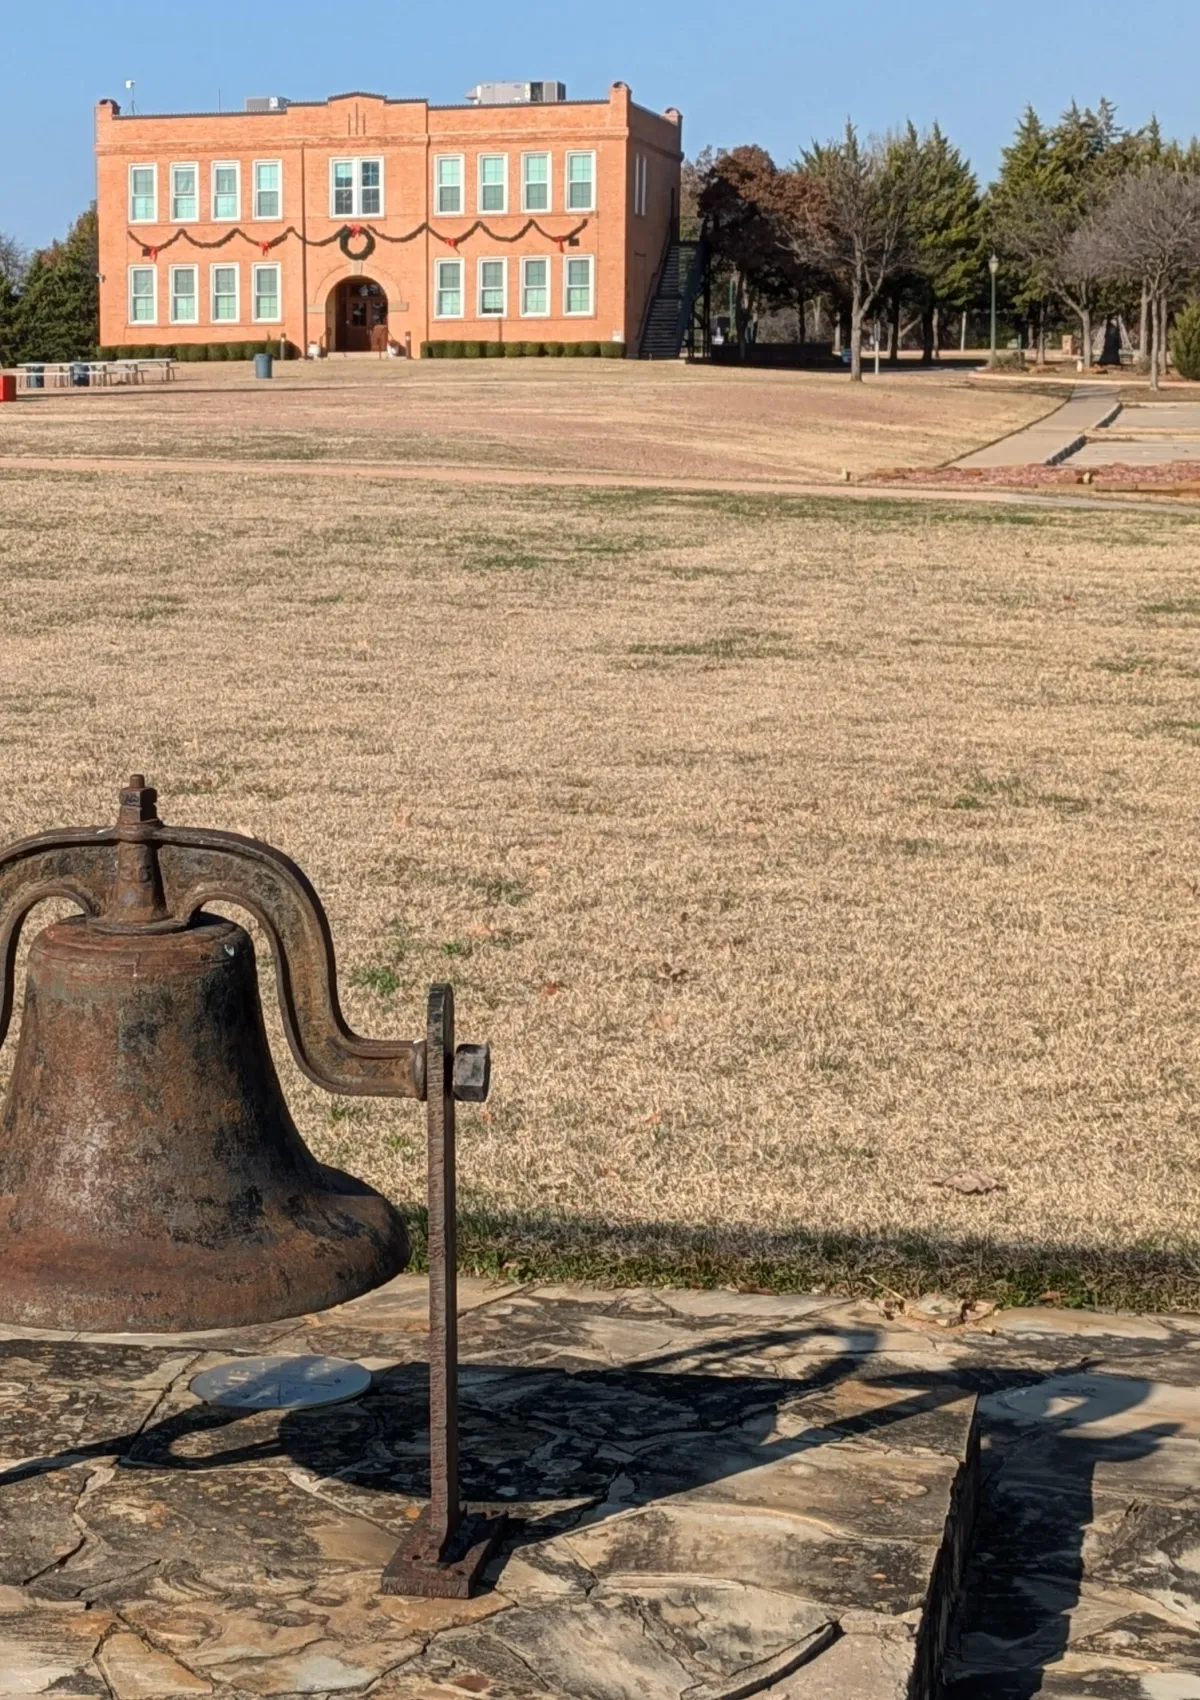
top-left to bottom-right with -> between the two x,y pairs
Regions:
464,80 -> 567,106
245,95 -> 288,112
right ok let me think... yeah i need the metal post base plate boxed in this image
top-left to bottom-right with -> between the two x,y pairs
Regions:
380,1508 -> 508,1599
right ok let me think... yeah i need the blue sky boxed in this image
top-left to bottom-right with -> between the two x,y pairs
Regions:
4,0 -> 1198,250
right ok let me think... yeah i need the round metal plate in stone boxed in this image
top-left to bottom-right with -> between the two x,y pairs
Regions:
190,1355 -> 372,1411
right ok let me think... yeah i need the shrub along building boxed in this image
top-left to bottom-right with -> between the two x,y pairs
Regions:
94,80 -> 684,358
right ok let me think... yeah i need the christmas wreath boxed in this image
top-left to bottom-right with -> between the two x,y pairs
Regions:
339,225 -> 376,262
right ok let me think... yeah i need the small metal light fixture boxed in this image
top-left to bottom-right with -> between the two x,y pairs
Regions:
989,253 -> 1000,363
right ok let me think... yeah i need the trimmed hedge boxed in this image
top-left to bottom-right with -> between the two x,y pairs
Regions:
419,339 -> 625,360
94,340 -> 293,363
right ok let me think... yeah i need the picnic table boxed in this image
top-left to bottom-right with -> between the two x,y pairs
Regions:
16,358 -> 176,391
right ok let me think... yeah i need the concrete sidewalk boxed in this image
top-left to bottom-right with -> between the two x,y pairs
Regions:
955,384 -> 1121,468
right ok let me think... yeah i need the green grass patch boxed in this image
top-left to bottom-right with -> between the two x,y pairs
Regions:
398,1207 -> 1200,1313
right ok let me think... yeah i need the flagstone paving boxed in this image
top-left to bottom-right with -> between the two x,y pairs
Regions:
2,1281 -> 1200,1698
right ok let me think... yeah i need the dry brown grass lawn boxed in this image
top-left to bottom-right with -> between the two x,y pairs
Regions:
0,359 -> 1054,482
1,369 -> 1198,1306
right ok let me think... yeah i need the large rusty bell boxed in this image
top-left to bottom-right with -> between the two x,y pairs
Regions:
0,776 -> 490,1333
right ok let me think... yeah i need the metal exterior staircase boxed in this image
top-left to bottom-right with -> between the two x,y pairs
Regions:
638,239 -> 705,359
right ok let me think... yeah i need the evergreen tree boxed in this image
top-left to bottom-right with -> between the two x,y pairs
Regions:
13,206 -> 99,362
988,101 -> 1132,362
889,123 -> 982,359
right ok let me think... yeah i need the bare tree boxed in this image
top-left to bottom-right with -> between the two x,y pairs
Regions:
1077,167 -> 1200,389
993,186 -> 1111,368
792,126 -> 920,381
0,232 -> 29,290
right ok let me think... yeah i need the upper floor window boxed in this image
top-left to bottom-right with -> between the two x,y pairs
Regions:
170,163 -> 198,222
331,157 -> 384,219
253,160 -> 282,220
478,154 -> 507,214
436,155 -> 463,216
522,152 -> 550,213
566,152 -> 596,212
212,162 -> 240,221
634,154 -> 648,217
129,165 -> 157,223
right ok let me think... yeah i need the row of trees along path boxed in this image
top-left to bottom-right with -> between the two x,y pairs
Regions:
685,101 -> 1200,388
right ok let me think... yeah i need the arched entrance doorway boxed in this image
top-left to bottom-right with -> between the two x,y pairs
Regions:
330,277 -> 389,352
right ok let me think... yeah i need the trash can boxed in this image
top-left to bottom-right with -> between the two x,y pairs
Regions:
0,375 -> 17,404
255,353 -> 274,380
25,366 -> 44,391
70,363 -> 90,387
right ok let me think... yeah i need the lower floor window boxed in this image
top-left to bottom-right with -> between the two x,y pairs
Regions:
212,266 -> 238,321
479,258 -> 506,316
170,266 -> 198,323
129,267 -> 156,323
565,256 -> 594,317
521,257 -> 548,316
436,259 -> 463,318
252,263 -> 281,322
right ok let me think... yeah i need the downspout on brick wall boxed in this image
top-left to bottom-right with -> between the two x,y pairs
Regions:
300,144 -> 309,354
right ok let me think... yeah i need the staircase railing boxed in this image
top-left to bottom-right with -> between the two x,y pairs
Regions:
676,238 -> 710,360
636,223 -> 680,358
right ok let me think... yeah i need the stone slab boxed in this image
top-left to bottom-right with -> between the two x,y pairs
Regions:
0,1285 -> 982,1700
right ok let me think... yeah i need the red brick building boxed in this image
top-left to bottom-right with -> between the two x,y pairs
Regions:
94,82 -> 683,356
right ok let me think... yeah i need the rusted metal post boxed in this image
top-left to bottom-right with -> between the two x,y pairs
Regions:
381,985 -> 504,1598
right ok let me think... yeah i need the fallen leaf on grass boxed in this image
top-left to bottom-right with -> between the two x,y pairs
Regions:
541,981 -> 562,996
933,1170 -> 1008,1196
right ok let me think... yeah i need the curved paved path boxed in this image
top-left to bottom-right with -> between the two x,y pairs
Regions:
954,384 -> 1121,468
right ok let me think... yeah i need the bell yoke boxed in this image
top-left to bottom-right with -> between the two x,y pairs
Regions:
0,774 -> 490,1333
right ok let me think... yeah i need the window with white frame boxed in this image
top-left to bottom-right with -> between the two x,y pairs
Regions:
253,160 -> 282,219
478,155 -> 507,214
128,266 -> 156,323
435,155 -> 463,215
435,258 -> 463,317
212,162 -> 240,220
566,151 -> 596,212
170,265 -> 198,323
520,256 -> 549,316
634,154 -> 648,217
522,152 -> 550,213
478,258 -> 506,316
565,254 -> 594,316
170,163 -> 198,221
211,264 -> 239,322
129,165 -> 157,222
331,157 -> 383,218
252,262 -> 281,321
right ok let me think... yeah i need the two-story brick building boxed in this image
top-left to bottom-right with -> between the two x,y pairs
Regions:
94,81 -> 683,356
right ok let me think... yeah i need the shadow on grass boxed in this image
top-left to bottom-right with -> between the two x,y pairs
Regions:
400,1205 -> 1200,1315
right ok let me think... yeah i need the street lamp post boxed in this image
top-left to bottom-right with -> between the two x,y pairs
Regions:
988,253 -> 999,364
